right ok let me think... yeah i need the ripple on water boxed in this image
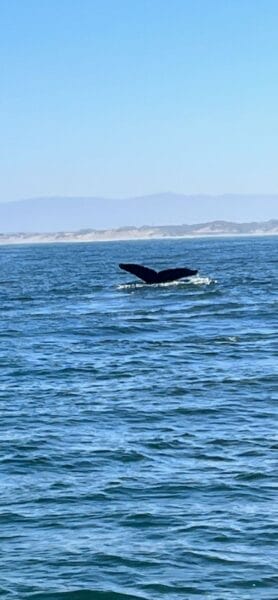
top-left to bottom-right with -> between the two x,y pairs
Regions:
0,237 -> 277,600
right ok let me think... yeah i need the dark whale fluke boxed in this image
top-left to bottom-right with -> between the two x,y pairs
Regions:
119,263 -> 198,284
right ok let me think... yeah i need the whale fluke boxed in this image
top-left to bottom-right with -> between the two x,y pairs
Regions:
119,263 -> 198,284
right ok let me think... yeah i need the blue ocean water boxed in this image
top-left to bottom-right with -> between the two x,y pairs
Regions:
0,236 -> 277,600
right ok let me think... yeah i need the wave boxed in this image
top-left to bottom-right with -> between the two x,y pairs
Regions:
28,589 -> 148,600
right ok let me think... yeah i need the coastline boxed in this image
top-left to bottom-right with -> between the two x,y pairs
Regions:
0,231 -> 277,245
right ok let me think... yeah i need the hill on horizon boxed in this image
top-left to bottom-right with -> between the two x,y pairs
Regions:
0,193 -> 277,233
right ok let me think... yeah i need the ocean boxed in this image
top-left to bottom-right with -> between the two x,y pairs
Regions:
0,236 -> 277,600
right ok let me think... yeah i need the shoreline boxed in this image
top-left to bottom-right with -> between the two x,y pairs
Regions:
0,231 -> 277,245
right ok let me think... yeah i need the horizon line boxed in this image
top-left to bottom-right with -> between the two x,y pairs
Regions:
2,191 -> 278,204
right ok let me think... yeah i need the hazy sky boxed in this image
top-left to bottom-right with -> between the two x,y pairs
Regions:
1,0 -> 278,202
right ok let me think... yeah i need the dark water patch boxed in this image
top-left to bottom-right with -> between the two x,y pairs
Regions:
28,591 -> 148,600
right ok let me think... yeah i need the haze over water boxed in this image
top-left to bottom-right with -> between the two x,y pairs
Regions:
0,236 -> 277,600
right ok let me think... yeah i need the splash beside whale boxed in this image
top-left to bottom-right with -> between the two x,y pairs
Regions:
119,263 -> 198,284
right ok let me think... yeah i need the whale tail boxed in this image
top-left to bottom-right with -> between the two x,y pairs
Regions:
119,263 -> 198,284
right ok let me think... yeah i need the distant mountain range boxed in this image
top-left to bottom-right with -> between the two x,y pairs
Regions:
0,193 -> 277,233
0,220 -> 277,244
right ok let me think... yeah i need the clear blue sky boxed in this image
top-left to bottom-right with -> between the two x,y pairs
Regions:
1,0 -> 278,202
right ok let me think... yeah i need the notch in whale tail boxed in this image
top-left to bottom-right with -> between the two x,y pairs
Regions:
119,263 -> 198,284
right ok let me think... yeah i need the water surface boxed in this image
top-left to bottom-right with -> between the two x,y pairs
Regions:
0,237 -> 277,600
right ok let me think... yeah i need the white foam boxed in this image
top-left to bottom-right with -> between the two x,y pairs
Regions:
190,275 -> 216,286
117,275 -> 215,290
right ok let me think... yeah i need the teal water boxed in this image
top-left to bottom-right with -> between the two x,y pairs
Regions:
0,237 -> 277,600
